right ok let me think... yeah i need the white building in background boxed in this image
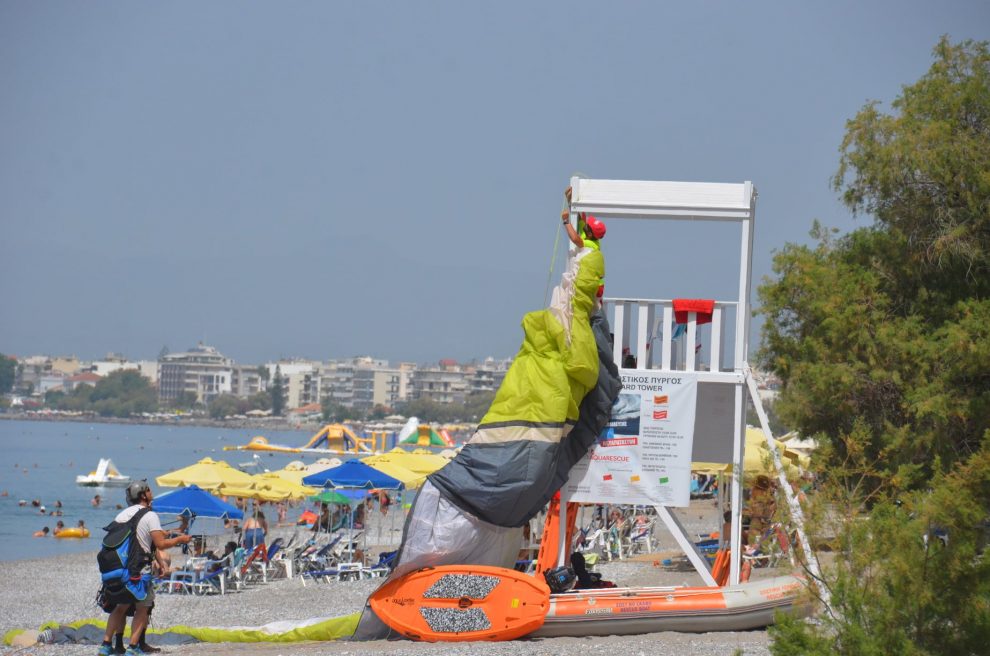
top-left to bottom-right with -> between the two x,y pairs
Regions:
91,354 -> 159,384
158,343 -> 233,404
412,359 -> 471,405
351,361 -> 414,412
263,360 -> 322,410
467,356 -> 512,394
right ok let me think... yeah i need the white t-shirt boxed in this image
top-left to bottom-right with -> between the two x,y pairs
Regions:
114,504 -> 163,561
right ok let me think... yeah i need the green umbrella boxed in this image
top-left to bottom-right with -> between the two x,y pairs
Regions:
309,489 -> 351,505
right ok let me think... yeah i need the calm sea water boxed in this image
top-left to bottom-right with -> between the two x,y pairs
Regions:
0,419 -> 322,561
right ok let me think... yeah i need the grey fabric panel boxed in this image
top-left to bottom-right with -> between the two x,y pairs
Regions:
428,439 -> 559,528
537,311 -> 622,509
47,625 -> 199,646
429,312 -> 622,528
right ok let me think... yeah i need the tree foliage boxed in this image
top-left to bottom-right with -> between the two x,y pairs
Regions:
270,365 -> 286,417
396,391 -> 495,423
49,370 -> 158,418
0,354 -> 15,394
761,38 -> 990,655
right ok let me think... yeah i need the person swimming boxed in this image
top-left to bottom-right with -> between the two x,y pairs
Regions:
33,527 -> 50,537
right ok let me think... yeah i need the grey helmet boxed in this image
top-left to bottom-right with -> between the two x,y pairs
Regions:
125,480 -> 151,505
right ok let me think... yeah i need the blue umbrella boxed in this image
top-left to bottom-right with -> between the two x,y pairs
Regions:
153,485 -> 244,519
302,460 -> 403,490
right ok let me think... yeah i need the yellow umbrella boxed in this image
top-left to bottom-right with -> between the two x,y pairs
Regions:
362,452 -> 449,478
251,472 -> 318,500
220,484 -> 290,502
692,428 -> 803,478
358,458 -> 426,489
156,457 -> 256,490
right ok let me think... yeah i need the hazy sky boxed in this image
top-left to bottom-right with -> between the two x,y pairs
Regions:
2,2 -> 988,365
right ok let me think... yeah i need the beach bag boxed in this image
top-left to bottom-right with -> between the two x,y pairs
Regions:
97,507 -> 152,602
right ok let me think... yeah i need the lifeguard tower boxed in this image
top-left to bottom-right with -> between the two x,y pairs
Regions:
557,177 -> 823,593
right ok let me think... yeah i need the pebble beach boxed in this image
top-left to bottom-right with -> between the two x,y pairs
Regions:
0,502 -> 782,655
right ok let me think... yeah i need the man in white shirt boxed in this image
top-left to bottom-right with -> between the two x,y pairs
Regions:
99,481 -> 190,656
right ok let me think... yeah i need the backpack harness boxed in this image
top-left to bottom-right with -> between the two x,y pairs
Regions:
98,507 -> 153,601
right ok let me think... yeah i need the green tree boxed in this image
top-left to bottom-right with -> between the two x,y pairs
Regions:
761,38 -> 990,655
88,369 -> 158,417
208,394 -> 247,419
247,391 -> 272,412
368,404 -> 390,421
171,391 -> 200,410
270,365 -> 285,417
321,396 -> 349,423
0,354 -> 15,394
462,392 -> 496,422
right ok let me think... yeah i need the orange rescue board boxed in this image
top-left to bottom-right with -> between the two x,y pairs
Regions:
370,565 -> 550,642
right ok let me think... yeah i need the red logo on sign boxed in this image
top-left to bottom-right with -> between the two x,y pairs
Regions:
653,410 -> 668,420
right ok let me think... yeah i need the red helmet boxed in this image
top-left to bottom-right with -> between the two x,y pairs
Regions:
584,215 -> 606,239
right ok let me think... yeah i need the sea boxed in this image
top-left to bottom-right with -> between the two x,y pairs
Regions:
0,419 -> 326,561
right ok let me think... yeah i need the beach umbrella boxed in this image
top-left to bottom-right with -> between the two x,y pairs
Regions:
362,451 -> 448,477
249,472 -> 318,500
357,457 -> 425,489
220,484 -> 290,502
152,485 -> 244,519
302,460 -> 403,490
156,457 -> 256,491
309,489 -> 352,505
692,428 -> 803,479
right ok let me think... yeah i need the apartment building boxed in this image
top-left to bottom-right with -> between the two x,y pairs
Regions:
412,360 -> 470,404
262,360 -> 322,410
158,343 -> 233,404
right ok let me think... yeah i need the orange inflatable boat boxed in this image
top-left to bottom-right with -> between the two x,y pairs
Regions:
530,574 -> 806,637
370,565 -> 551,642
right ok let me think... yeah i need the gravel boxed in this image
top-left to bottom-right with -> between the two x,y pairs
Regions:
0,502 -> 776,655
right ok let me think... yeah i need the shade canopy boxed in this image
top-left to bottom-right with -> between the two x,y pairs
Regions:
220,485 -> 290,502
309,489 -> 353,505
152,485 -> 244,519
249,472 -> 318,500
357,457 -> 426,488
302,459 -> 403,490
362,451 -> 449,477
692,428 -> 806,478
156,457 -> 256,490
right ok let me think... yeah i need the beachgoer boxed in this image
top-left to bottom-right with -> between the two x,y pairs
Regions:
276,501 -> 287,526
746,475 -> 777,545
379,490 -> 391,516
55,499 -> 62,508
98,480 -> 191,656
570,552 -> 616,589
78,519 -> 86,529
92,494 -> 102,507
312,505 -> 332,533
242,511 -> 267,551
39,505 -> 46,514
33,527 -> 50,537
54,520 -> 64,535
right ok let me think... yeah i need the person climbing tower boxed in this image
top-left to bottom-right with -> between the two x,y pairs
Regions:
561,186 -> 606,304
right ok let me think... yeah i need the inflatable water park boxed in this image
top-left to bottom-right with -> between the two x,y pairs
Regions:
11,177 -> 821,646
224,417 -> 455,457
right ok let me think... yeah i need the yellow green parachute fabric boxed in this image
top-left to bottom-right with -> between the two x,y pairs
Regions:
354,242 -> 620,641
429,246 -> 617,527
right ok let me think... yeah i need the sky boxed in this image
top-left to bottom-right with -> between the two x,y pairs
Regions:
2,1 -> 988,366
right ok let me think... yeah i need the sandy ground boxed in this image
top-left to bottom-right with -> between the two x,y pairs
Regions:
1,500 -> 791,655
